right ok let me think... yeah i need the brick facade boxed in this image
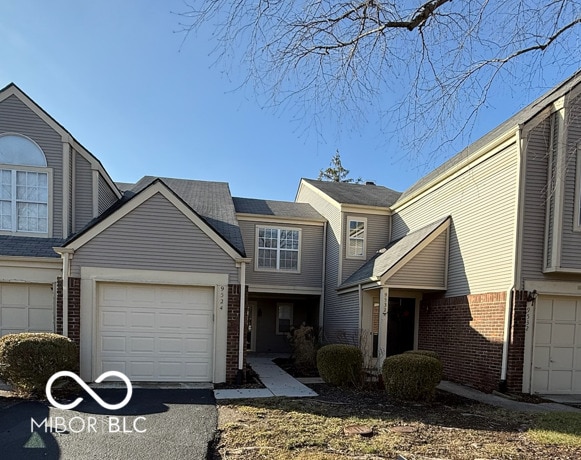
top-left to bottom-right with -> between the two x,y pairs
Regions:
226,284 -> 248,383
55,277 -> 81,346
419,290 -> 527,393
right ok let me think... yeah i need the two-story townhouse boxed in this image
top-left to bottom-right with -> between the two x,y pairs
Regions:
0,84 -> 250,384
301,70 -> 581,396
232,197 -> 325,352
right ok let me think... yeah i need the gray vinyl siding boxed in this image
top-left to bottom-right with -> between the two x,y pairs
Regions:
98,173 -> 118,214
238,219 -> 323,288
74,151 -> 93,232
296,185 -> 350,339
342,212 -> 390,283
0,95 -> 63,237
334,290 -> 360,344
387,231 -> 447,287
521,118 -> 551,281
71,193 -> 239,282
560,94 -> 581,268
546,113 -> 558,268
392,142 -> 519,297
67,145 -> 73,236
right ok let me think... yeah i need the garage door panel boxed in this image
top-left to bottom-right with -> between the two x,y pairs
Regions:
533,296 -> 581,394
29,308 -> 54,329
98,283 -> 214,382
1,307 -> 27,328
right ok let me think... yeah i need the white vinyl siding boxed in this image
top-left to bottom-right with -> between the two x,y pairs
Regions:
71,193 -> 239,283
0,95 -> 63,237
392,142 -> 518,297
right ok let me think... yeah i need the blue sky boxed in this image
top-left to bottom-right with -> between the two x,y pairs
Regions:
0,1 -> 575,201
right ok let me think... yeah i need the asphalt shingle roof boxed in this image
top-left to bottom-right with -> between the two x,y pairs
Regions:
301,179 -> 401,207
232,197 -> 324,220
0,236 -> 64,258
340,216 -> 450,288
130,176 -> 246,256
396,70 -> 581,204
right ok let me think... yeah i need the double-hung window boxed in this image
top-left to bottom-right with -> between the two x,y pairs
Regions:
347,217 -> 367,258
256,227 -> 300,271
0,134 -> 49,235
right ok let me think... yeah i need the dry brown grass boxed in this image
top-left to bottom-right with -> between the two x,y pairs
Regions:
212,386 -> 581,459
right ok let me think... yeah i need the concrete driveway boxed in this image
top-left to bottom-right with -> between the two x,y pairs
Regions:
0,388 -> 217,460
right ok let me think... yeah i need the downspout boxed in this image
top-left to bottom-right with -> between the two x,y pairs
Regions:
319,221 -> 327,330
499,286 -> 514,391
54,248 -> 74,337
237,261 -> 247,383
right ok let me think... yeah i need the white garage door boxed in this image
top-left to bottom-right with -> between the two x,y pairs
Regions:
533,296 -> 581,394
0,283 -> 54,336
98,283 -> 214,382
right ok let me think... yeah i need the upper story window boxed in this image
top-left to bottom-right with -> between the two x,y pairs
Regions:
256,226 -> 301,272
347,217 -> 367,258
0,134 -> 49,234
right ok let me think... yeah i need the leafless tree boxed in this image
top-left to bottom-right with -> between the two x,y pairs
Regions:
177,1 -> 581,158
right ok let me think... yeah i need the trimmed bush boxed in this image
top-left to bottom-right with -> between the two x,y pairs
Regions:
0,332 -> 79,396
317,344 -> 363,386
404,349 -> 441,361
382,353 -> 443,401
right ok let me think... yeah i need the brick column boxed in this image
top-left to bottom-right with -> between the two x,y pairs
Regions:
226,284 -> 249,383
55,277 -> 81,346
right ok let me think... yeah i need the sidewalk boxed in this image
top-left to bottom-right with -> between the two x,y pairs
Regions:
214,355 -> 318,400
438,381 -> 581,413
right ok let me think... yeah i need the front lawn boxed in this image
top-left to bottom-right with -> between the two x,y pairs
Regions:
211,384 -> 581,459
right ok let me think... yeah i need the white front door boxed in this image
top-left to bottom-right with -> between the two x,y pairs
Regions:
0,283 -> 54,336
98,282 -> 214,382
533,295 -> 581,394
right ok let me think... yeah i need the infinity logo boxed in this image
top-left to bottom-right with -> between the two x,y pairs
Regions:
46,371 -> 133,411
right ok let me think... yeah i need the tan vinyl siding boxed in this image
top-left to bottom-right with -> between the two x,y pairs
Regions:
342,212 -> 390,282
387,231 -> 448,287
98,172 -> 118,214
392,142 -> 518,297
71,193 -> 238,282
521,118 -> 551,281
238,219 -> 323,288
74,151 -> 93,231
0,95 -> 63,237
296,185 -> 349,338
560,94 -> 581,268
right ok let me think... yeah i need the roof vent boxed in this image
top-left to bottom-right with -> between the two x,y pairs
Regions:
365,181 -> 376,186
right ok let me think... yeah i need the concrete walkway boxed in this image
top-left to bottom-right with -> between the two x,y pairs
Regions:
438,381 -> 581,413
214,355 -> 318,400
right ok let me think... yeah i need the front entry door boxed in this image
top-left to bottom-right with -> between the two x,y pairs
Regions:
386,297 -> 416,357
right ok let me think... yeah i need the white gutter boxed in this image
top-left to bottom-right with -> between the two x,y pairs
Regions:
238,261 -> 247,372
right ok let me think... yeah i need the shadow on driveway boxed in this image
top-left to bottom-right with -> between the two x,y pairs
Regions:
0,389 -> 216,460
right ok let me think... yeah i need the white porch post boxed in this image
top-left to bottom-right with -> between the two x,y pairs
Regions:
377,286 -> 389,370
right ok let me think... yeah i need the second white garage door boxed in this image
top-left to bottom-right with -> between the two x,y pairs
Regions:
98,283 -> 214,382
533,295 -> 581,394
0,283 -> 54,337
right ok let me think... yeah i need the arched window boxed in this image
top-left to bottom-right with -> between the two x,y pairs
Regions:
0,134 -> 49,234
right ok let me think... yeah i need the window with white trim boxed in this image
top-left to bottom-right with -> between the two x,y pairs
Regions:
347,217 -> 366,258
276,303 -> 293,334
0,134 -> 49,234
256,226 -> 300,271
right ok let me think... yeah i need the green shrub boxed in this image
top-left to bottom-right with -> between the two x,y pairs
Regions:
382,353 -> 443,401
404,349 -> 441,361
317,344 -> 363,386
0,332 -> 79,396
